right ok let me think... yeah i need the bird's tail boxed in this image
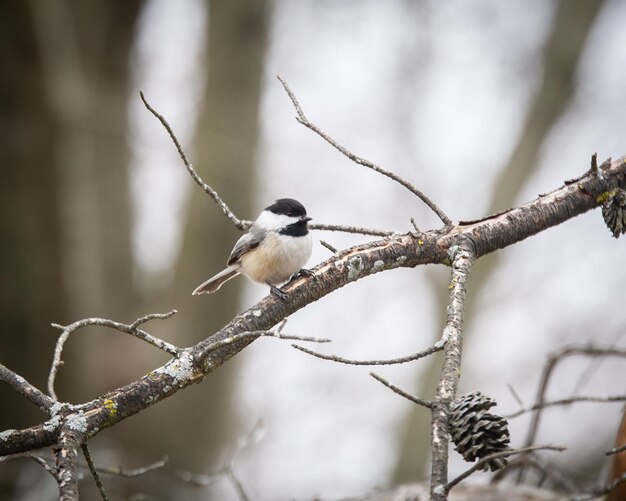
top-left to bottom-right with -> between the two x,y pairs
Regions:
192,267 -> 240,295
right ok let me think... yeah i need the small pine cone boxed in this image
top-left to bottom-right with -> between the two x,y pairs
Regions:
602,189 -> 626,238
449,392 -> 511,472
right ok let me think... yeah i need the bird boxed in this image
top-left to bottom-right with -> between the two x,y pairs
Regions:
192,198 -> 313,300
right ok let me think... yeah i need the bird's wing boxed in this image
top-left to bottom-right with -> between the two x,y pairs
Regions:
227,230 -> 263,266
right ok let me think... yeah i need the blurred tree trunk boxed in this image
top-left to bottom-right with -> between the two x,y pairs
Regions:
133,0 -> 270,490
392,0 -> 605,483
0,0 -> 142,497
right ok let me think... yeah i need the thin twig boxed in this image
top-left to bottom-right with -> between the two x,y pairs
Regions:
278,75 -> 452,226
292,343 -> 442,366
310,222 -> 394,237
410,217 -> 421,233
319,240 -> 338,254
446,445 -> 566,494
139,91 -> 247,231
505,395 -> 626,419
0,453 -> 59,481
570,472 -> 626,501
201,331 -> 331,357
370,372 -> 432,409
606,444 -> 626,456
0,363 -> 54,412
518,345 -> 626,482
48,313 -> 182,400
88,456 -> 169,477
491,454 -> 579,493
130,310 -> 178,330
82,443 -> 109,501
175,421 -> 263,501
507,383 -> 524,408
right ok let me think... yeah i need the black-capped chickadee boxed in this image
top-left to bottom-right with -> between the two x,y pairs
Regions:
192,198 -> 313,300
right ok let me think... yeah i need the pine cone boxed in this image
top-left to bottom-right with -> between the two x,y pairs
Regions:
602,189 -> 626,238
449,392 -> 511,472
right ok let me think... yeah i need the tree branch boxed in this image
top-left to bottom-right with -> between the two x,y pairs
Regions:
0,363 -> 54,412
505,394 -> 626,419
277,75 -> 453,226
139,91 -> 248,231
445,445 -> 566,494
292,343 -> 442,366
1,157 -> 625,465
48,311 -> 182,401
430,242 -> 475,500
370,373 -> 433,409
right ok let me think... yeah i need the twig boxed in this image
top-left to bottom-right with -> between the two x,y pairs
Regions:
319,240 -> 338,253
139,91 -> 247,231
507,383 -> 524,408
606,444 -> 626,456
490,454 -> 579,493
445,445 -> 566,494
0,453 -> 59,481
370,373 -> 432,409
570,472 -> 626,501
82,443 -> 109,501
201,331 -> 330,358
292,343 -> 442,366
130,310 -> 178,330
410,217 -> 421,233
48,312 -> 182,400
518,345 -> 626,482
175,421 -> 263,501
430,243 -> 475,501
0,363 -> 54,412
310,222 -> 394,237
505,395 -> 626,419
278,75 -> 452,226
88,456 -> 169,477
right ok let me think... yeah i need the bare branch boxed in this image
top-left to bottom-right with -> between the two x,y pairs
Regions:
175,421 -> 263,501
129,309 -> 178,330
87,456 -> 169,477
310,222 -> 394,237
0,453 -> 59,481
445,445 -> 566,494
48,313 -> 182,401
57,427 -> 84,501
570,472 -> 626,501
82,444 -> 109,501
518,345 -> 626,482
490,453 -> 579,493
431,242 -> 475,500
278,75 -> 452,226
139,91 -> 248,231
319,240 -> 338,254
370,372 -> 432,409
505,395 -> 626,419
292,343 -> 442,366
201,331 -> 331,359
0,363 -> 54,412
606,444 -> 626,456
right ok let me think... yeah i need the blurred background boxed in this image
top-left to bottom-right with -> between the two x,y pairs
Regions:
1,0 -> 625,499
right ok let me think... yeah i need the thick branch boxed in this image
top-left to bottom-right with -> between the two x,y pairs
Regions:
2,157 -> 625,458
57,426 -> 85,501
430,242 -> 475,500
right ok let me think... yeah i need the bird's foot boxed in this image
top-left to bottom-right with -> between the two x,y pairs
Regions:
269,284 -> 289,301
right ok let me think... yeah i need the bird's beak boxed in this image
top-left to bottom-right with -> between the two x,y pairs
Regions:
302,216 -> 312,222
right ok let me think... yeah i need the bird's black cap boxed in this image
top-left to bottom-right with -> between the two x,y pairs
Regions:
265,198 -> 307,218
